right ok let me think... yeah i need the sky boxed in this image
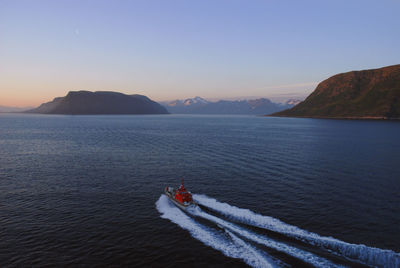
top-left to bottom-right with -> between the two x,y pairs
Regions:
1,0 -> 399,107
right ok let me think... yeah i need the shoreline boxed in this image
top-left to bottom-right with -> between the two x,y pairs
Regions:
266,115 -> 400,121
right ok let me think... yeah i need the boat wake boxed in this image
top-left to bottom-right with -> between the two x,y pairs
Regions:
156,195 -> 276,268
156,194 -> 400,267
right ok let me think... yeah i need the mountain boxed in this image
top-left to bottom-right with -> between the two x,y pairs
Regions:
273,64 -> 400,119
284,99 -> 302,106
0,106 -> 33,113
25,91 -> 168,115
161,97 -> 296,115
163,96 -> 210,113
182,96 -> 209,106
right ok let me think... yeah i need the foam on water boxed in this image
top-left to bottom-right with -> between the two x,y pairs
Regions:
193,194 -> 400,268
188,205 -> 343,267
225,230 -> 282,267
155,195 -> 275,268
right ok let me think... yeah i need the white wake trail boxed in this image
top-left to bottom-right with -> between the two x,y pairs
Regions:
188,205 -> 344,268
194,194 -> 400,268
156,195 -> 275,268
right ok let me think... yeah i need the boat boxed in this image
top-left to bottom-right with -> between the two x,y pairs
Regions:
165,179 -> 197,210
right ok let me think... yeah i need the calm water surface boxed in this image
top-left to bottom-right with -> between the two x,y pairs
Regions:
0,114 -> 399,267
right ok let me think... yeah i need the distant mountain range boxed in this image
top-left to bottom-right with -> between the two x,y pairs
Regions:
0,105 -> 33,113
26,91 -> 168,115
161,97 -> 300,115
273,64 -> 400,119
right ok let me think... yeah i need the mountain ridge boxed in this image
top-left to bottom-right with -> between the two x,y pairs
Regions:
25,91 -> 168,115
161,97 -> 299,115
0,105 -> 34,113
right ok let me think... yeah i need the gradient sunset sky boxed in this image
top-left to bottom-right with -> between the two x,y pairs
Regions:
1,0 -> 399,107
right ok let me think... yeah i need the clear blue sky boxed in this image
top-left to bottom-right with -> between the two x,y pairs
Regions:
1,0 -> 399,106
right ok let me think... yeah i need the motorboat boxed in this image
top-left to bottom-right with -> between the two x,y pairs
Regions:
165,179 -> 197,210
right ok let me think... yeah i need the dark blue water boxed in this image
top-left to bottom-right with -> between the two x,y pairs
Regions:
0,114 -> 399,267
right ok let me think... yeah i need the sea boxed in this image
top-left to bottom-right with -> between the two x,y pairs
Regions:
0,114 -> 399,267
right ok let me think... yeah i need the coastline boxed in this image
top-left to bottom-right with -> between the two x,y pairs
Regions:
266,115 -> 400,120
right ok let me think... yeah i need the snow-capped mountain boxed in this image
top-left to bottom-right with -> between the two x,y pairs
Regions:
164,96 -> 209,107
183,96 -> 209,106
161,97 -> 298,115
285,99 -> 302,106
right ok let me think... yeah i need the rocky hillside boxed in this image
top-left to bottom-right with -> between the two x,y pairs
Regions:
273,64 -> 400,119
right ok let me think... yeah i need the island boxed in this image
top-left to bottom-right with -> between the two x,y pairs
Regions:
272,64 -> 400,119
25,91 -> 168,115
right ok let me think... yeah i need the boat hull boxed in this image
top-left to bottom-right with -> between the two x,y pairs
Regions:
164,188 -> 196,210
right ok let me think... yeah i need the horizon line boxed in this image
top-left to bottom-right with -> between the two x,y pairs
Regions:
0,81 -> 316,108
